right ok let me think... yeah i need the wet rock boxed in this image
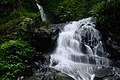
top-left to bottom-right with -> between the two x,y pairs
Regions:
95,68 -> 114,78
47,23 -> 65,52
26,68 -> 74,80
23,26 -> 52,52
107,38 -> 120,53
94,67 -> 120,80
48,23 -> 66,31
103,75 -> 120,80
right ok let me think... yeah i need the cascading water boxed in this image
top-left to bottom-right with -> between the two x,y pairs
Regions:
35,1 -> 46,21
49,17 -> 119,80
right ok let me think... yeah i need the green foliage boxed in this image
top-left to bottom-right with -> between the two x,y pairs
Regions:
0,9 -> 40,26
41,0 -> 104,22
41,0 -> 120,42
88,0 -> 120,43
0,39 -> 34,79
89,1 -> 105,17
0,17 -> 34,42
0,0 -> 40,25
90,0 -> 120,31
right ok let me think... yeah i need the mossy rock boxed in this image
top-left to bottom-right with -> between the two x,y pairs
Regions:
0,16 -> 52,52
0,17 -> 36,33
0,17 -> 33,43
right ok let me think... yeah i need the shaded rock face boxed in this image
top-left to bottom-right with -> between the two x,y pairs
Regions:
32,36 -> 52,52
28,23 -> 65,52
103,41 -> 120,68
48,23 -> 66,52
100,33 -> 120,65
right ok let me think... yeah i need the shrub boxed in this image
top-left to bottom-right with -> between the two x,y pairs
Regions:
0,39 -> 34,80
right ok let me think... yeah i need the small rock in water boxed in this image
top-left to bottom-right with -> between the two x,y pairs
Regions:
95,68 -> 115,78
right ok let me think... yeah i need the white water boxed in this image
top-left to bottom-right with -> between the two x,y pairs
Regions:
36,3 -> 46,21
49,17 -> 113,80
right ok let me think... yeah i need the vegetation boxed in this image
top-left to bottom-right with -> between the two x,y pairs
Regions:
41,0 -> 120,42
41,0 -> 103,22
0,39 -> 34,80
0,0 -> 40,25
0,17 -> 50,79
0,0 -> 120,79
0,0 -> 50,79
90,0 -> 120,42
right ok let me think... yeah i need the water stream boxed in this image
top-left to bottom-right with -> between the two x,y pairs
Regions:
35,2 -> 46,21
49,17 -> 120,80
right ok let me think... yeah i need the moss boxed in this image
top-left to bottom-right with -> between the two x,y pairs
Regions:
36,28 -> 50,35
0,17 -> 32,34
0,17 -> 34,44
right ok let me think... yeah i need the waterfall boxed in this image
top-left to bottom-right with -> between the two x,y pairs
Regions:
35,2 -> 46,21
49,17 -> 116,80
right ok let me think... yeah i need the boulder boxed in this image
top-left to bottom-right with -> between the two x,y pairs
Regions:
25,68 -> 74,80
